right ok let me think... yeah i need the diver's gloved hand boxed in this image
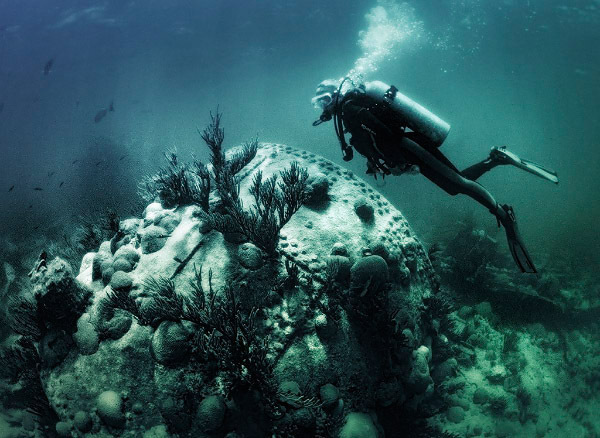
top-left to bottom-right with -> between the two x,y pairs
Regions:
494,204 -> 537,274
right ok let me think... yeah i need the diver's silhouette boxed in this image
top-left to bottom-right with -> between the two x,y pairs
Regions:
312,78 -> 559,273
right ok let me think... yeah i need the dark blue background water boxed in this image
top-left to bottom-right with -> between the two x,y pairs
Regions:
1,0 -> 599,268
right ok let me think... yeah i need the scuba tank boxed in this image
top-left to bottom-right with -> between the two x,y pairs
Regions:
364,81 -> 451,148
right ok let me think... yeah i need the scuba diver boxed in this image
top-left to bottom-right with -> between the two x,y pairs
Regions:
312,78 -> 559,274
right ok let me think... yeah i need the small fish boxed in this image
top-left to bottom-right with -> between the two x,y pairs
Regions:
43,58 -> 54,75
59,181 -> 64,187
33,226 -> 40,230
72,159 -> 79,164
173,256 -> 183,263
33,187 -> 43,191
95,161 -> 103,166
119,154 -> 128,161
28,204 -> 33,209
109,100 -> 115,112
8,185 -> 14,192
47,171 -> 55,177
94,108 -> 108,123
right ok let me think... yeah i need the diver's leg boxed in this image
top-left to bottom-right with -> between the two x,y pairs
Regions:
462,146 -> 559,183
460,146 -> 519,181
399,137 -> 537,273
461,157 -> 499,181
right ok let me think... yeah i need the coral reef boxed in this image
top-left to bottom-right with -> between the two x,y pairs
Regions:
0,136 -> 450,437
5,114 -> 598,437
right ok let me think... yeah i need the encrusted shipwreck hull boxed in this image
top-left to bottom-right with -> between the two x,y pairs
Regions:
40,144 -> 443,437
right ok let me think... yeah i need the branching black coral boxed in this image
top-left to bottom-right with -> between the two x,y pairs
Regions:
105,265 -> 277,406
203,162 -> 308,255
7,296 -> 42,340
197,110 -> 258,186
195,109 -> 305,255
0,337 -> 39,383
228,138 -> 259,178
106,287 -> 152,326
198,110 -> 226,184
182,275 -> 275,401
197,287 -> 274,396
192,159 -> 211,212
142,276 -> 184,323
423,291 -> 457,336
141,150 -> 211,211
0,338 -> 59,430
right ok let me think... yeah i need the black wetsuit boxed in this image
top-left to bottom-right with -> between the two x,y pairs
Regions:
340,91 -> 499,211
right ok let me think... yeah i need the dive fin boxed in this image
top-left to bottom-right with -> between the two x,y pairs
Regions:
491,146 -> 559,184
507,236 -> 537,274
498,204 -> 537,274
519,157 -> 559,184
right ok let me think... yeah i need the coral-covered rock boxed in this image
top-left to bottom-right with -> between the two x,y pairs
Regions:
110,271 -> 133,291
431,358 -> 458,383
375,379 -> 405,407
305,173 -> 330,206
353,198 -> 374,222
320,383 -> 340,409
473,387 -> 490,405
156,211 -> 181,233
339,412 -> 380,438
112,257 -> 133,273
102,266 -> 115,285
73,313 -> 99,355
93,250 -> 112,281
447,406 -> 465,423
278,380 -> 302,408
326,255 -> 352,282
195,395 -> 227,432
96,390 -> 125,428
31,257 -> 90,332
140,225 -> 169,253
237,242 -> 264,270
49,144 -> 438,438
331,241 -> 349,256
350,255 -> 388,294
406,346 -> 433,395
113,245 -> 140,265
143,202 -> 166,225
151,320 -> 193,366
39,329 -> 74,367
159,396 -> 193,432
55,421 -> 72,437
73,410 -> 93,432
102,313 -> 132,340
